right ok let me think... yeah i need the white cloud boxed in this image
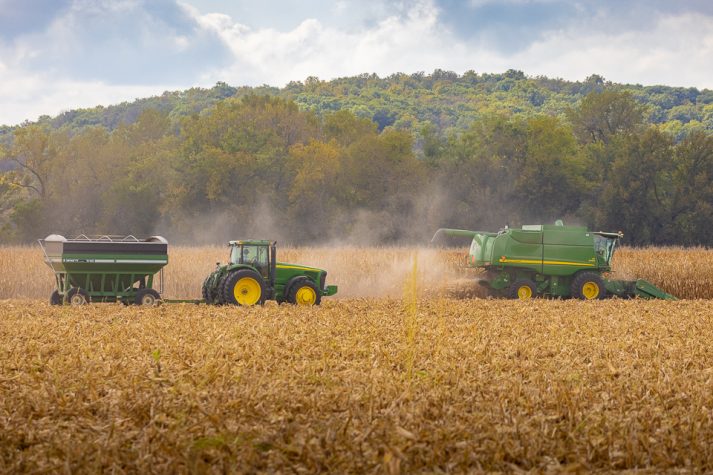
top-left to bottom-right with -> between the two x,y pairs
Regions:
187,1 -> 713,89
1,0 -> 712,125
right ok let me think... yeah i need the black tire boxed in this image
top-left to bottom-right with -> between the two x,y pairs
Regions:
571,272 -> 606,300
135,288 -> 161,306
222,269 -> 266,306
214,275 -> 227,305
50,290 -> 62,305
202,276 -> 213,304
507,278 -> 537,300
287,278 -> 321,306
66,288 -> 90,306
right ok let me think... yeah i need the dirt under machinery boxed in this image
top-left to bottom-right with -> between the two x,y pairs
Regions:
432,220 -> 677,300
40,235 -> 337,306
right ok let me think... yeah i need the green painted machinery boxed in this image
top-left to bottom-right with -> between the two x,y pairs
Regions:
201,240 -> 338,306
432,221 -> 677,300
40,234 -> 168,305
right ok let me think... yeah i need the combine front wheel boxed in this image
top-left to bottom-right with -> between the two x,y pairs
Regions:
508,279 -> 536,300
222,270 -> 266,306
571,272 -> 606,300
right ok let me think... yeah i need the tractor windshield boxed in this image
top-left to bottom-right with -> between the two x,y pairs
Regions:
231,244 -> 269,275
593,235 -> 617,265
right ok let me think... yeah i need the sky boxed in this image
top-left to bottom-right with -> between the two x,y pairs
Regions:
0,0 -> 712,125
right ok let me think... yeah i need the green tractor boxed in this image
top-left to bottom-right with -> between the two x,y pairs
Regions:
432,221 -> 676,300
201,240 -> 338,306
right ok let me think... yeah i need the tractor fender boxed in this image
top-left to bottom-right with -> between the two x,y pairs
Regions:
225,263 -> 259,273
284,275 -> 313,297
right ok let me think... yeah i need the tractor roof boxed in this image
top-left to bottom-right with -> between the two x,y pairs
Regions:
228,239 -> 274,246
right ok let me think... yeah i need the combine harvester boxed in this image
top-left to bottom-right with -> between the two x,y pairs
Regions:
39,235 -> 336,306
432,221 -> 676,300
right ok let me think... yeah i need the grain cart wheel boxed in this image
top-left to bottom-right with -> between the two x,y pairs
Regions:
571,272 -> 606,300
287,278 -> 321,306
50,290 -> 62,305
135,288 -> 161,306
66,288 -> 90,306
508,279 -> 536,300
222,269 -> 266,306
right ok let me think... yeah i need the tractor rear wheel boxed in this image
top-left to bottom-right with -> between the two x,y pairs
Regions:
50,290 -> 62,305
287,278 -> 321,306
571,272 -> 606,300
66,288 -> 90,306
222,269 -> 266,306
135,288 -> 161,306
201,276 -> 213,304
508,279 -> 536,300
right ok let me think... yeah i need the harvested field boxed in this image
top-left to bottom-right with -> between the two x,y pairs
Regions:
1,299 -> 713,472
2,246 -> 713,471
1,245 -> 713,300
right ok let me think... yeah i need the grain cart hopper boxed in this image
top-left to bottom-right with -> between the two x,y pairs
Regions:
202,240 -> 338,306
432,221 -> 677,300
39,234 -> 168,305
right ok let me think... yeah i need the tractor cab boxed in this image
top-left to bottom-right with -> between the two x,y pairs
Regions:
228,240 -> 276,280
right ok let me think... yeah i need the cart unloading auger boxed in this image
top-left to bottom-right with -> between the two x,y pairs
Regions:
431,221 -> 677,300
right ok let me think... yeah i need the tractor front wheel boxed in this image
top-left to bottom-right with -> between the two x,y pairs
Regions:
50,290 -> 62,305
287,278 -> 321,306
135,288 -> 161,306
571,272 -> 606,300
508,279 -> 536,300
66,288 -> 90,306
222,269 -> 266,306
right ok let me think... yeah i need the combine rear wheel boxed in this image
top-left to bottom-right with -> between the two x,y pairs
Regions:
222,269 -> 266,306
508,279 -> 536,300
287,278 -> 321,306
66,288 -> 90,306
571,272 -> 606,300
135,288 -> 161,306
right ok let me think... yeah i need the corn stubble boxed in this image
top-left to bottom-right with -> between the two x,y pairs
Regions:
2,246 -> 713,471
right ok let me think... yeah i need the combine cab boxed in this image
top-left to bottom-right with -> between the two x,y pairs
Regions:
432,221 -> 676,300
201,240 -> 337,306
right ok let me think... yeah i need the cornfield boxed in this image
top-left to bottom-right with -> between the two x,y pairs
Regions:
2,245 -> 713,300
1,246 -> 713,472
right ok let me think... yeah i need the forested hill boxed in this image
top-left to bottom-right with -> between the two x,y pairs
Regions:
1,70 -> 713,246
7,70 -> 713,138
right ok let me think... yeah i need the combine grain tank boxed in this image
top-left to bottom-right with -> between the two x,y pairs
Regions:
39,234 -> 168,305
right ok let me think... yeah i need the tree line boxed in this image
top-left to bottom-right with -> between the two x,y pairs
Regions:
1,91 -> 712,245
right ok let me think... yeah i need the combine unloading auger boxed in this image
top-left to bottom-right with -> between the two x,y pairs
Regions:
432,222 -> 677,300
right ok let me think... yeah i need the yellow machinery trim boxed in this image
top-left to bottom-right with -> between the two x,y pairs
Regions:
276,264 -> 317,272
499,258 -> 596,267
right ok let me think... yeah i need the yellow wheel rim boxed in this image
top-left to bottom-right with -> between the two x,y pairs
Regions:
517,285 -> 533,300
295,286 -> 317,305
69,293 -> 86,305
233,277 -> 261,306
582,282 -> 600,299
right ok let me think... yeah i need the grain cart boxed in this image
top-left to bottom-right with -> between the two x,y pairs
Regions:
432,221 -> 676,300
39,234 -> 168,305
201,240 -> 337,306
